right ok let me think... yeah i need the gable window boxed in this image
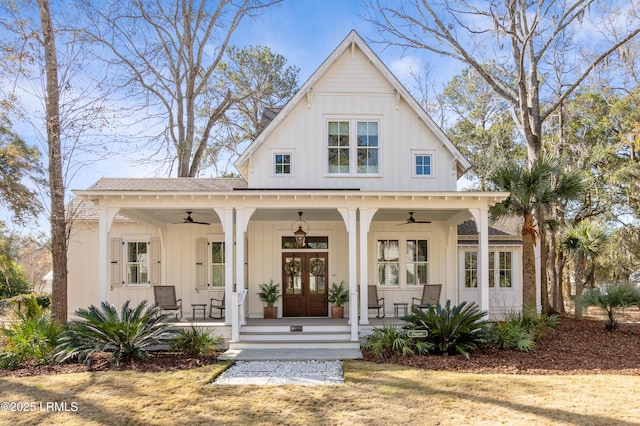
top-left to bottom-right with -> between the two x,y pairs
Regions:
328,119 -> 380,175
377,240 -> 399,285
126,241 -> 149,285
210,242 -> 225,287
406,239 -> 428,285
328,121 -> 350,173
414,153 -> 432,177
274,153 -> 292,175
357,122 -> 378,173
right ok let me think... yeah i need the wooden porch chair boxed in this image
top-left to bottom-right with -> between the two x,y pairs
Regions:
153,285 -> 182,318
209,294 -> 225,319
412,284 -> 442,311
367,285 -> 385,319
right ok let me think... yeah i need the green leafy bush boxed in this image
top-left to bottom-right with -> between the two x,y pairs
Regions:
362,324 -> 433,358
580,284 -> 640,331
0,310 -> 62,369
55,300 -> 177,366
170,326 -> 222,356
403,301 -> 491,359
490,321 -> 535,352
489,310 -> 559,352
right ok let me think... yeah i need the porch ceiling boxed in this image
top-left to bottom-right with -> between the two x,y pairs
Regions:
115,207 -> 472,226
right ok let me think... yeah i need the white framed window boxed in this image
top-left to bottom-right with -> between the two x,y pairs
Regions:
328,119 -> 380,175
357,121 -> 379,173
196,237 -> 226,289
274,152 -> 292,176
376,238 -> 430,286
406,239 -> 428,285
413,152 -> 433,177
125,241 -> 149,286
464,251 -> 478,288
464,250 -> 513,289
210,242 -> 225,287
377,239 -> 399,285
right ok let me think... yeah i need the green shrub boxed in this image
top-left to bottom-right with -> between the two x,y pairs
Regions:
0,310 -> 62,369
362,324 -> 431,358
25,295 -> 42,320
489,310 -> 559,352
490,321 -> 535,352
170,326 -> 222,356
580,284 -> 640,331
55,300 -> 177,366
403,301 -> 491,359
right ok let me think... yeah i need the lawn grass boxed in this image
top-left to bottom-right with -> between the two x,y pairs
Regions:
1,361 -> 639,425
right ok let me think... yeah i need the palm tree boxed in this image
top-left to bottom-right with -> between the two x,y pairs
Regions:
562,220 -> 609,319
490,155 -> 584,311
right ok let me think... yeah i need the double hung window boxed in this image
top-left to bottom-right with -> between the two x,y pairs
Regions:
126,241 -> 149,285
377,239 -> 430,286
210,242 -> 225,287
328,120 -> 379,175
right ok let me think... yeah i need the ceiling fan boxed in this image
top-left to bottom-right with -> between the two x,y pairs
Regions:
177,211 -> 210,225
396,211 -> 431,226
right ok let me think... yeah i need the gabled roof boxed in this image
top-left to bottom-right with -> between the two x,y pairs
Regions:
234,30 -> 471,179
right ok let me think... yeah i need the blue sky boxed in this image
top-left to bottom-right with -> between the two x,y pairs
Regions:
2,0 -> 460,233
62,0 -> 452,189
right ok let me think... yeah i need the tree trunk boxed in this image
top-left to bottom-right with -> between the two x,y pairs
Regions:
574,257 -> 586,320
521,213 -> 537,311
548,230 -> 559,312
539,218 -> 550,314
38,0 -> 67,323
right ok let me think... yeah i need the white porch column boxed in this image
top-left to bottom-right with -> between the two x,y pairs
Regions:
358,208 -> 377,325
471,208 -> 490,312
338,207 -> 358,341
97,206 -> 119,304
232,208 -> 255,341
214,207 -> 234,326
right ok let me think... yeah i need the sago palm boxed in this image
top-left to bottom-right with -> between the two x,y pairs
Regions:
55,300 -> 177,366
490,155 -> 583,310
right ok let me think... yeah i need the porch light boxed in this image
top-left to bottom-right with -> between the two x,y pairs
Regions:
292,211 -> 308,248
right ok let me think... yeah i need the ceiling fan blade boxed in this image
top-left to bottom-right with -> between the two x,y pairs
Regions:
175,211 -> 210,225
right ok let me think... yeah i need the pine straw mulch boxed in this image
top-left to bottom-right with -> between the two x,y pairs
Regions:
362,316 -> 640,375
1,315 -> 639,378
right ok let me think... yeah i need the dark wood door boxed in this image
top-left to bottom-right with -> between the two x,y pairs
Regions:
282,252 -> 328,317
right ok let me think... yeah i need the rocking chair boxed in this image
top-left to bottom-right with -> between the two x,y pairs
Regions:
209,294 -> 225,319
411,284 -> 442,311
153,285 -> 182,318
367,285 -> 385,319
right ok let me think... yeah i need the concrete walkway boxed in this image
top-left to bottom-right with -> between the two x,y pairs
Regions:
213,360 -> 344,386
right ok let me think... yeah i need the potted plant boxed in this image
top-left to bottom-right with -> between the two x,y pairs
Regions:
258,280 -> 281,319
328,281 -> 349,319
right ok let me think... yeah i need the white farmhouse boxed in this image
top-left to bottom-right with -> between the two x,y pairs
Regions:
70,31 -> 522,358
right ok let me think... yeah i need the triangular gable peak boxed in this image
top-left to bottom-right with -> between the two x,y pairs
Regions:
235,30 -> 470,191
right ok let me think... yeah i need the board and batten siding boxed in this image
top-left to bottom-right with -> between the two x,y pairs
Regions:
246,220 -> 349,318
246,44 -> 457,191
368,221 -> 456,309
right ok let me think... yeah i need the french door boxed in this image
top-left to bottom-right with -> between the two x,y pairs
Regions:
282,252 -> 328,317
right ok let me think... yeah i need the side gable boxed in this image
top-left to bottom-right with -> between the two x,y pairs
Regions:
235,30 -> 470,191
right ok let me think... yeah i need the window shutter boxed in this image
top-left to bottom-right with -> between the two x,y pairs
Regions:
195,238 -> 208,289
110,238 -> 123,287
149,238 -> 161,285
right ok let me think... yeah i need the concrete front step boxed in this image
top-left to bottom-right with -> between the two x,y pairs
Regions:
240,331 -> 351,342
219,348 -> 362,361
228,340 -> 359,350
240,324 -> 351,333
